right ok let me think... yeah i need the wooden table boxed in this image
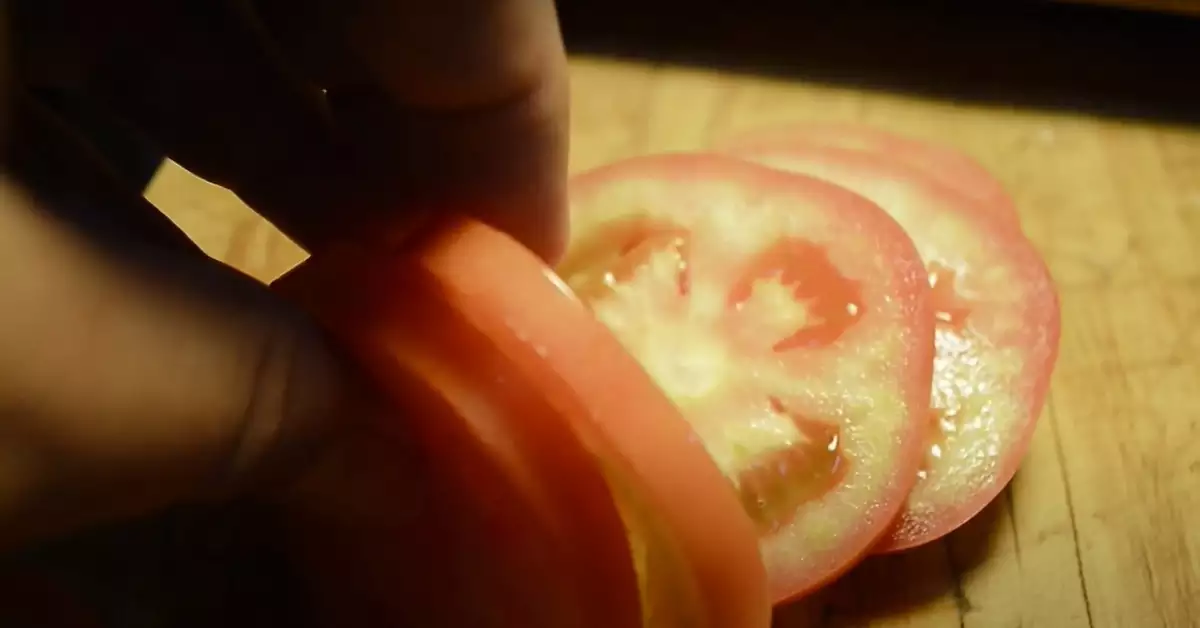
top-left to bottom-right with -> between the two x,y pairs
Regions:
145,37 -> 1200,628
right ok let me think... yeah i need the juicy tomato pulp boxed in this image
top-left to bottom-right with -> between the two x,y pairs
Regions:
724,142 -> 1061,552
273,219 -> 771,628
561,154 -> 935,601
719,122 -> 1021,227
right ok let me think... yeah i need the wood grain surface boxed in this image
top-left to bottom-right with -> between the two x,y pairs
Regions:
143,4 -> 1200,627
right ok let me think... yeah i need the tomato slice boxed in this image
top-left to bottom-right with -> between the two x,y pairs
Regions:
560,154 -> 935,602
719,122 -> 1020,226
273,245 -> 642,627
273,218 -> 771,628
723,142 -> 1061,553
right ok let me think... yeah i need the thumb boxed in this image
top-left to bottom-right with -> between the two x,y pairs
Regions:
0,177 -> 354,549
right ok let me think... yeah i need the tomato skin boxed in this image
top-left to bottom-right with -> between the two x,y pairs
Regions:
273,216 -> 772,628
272,239 -> 644,628
718,122 -> 1021,227
564,154 -> 935,602
404,217 -> 772,628
722,142 -> 1060,553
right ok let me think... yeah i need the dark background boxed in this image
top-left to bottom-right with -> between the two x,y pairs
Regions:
557,0 -> 1200,125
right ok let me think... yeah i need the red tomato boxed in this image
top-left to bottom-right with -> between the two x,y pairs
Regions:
273,218 -> 771,628
720,122 -> 1021,226
723,142 -> 1060,553
560,154 -> 935,602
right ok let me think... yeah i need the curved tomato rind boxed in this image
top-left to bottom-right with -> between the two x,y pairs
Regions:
723,142 -> 1061,553
564,153 -> 935,602
273,243 -> 644,628
410,218 -> 772,628
717,122 -> 1021,227
275,217 -> 772,628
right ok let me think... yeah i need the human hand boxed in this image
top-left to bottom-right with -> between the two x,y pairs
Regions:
1,0 -> 568,622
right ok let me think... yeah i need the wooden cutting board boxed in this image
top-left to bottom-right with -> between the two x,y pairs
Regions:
147,53 -> 1200,628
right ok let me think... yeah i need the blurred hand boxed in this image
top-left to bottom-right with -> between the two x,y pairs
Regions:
0,0 -> 568,589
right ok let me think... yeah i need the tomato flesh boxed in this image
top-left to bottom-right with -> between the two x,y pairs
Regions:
274,218 -> 771,628
724,143 -> 1060,552
718,122 -> 1021,227
274,244 -> 642,627
562,154 -> 934,601
408,219 -> 771,628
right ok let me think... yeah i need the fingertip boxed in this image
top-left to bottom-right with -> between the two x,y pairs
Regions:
321,68 -> 571,265
532,197 -> 569,265
467,149 -> 569,266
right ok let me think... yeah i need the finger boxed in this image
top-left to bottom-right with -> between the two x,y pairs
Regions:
251,0 -> 565,109
6,88 -> 196,254
321,78 -> 570,262
251,0 -> 571,261
0,175 -> 357,550
20,0 -> 569,261
19,0 -> 351,251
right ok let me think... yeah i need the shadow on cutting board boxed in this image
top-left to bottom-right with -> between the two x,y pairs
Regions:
770,495 -> 1009,627
559,0 -> 1200,127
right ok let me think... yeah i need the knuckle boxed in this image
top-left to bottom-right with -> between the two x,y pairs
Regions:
218,313 -> 345,497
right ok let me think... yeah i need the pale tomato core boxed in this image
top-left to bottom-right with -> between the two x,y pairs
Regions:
904,256 -> 1031,545
913,257 -> 1027,517
564,216 -> 861,534
928,263 -> 973,330
918,263 -> 978,479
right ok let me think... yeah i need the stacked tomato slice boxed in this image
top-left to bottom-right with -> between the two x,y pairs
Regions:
279,123 -> 1060,625
717,127 -> 1060,555
560,154 -> 936,602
